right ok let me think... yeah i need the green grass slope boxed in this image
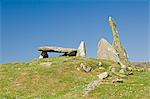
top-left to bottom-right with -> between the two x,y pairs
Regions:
0,56 -> 150,98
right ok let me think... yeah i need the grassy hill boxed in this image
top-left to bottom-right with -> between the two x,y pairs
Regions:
0,56 -> 150,98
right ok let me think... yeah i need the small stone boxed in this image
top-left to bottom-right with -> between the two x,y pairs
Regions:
128,72 -> 133,75
112,78 -> 123,83
80,63 -> 91,72
83,80 -> 101,97
77,67 -> 80,71
99,67 -> 105,70
111,67 -> 116,73
119,68 -> 126,75
127,67 -> 133,71
98,62 -> 102,66
97,72 -> 108,79
87,80 -> 101,91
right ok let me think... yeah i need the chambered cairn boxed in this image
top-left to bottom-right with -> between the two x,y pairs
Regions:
97,16 -> 129,67
38,16 -> 128,68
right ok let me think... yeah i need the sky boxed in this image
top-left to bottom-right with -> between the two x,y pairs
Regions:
0,0 -> 149,64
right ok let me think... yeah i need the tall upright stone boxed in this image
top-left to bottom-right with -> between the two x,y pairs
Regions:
109,16 -> 128,65
76,41 -> 86,57
97,38 -> 120,63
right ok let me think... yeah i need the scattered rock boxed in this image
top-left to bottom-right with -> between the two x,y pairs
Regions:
76,41 -> 86,57
98,61 -> 102,66
99,67 -> 105,70
97,72 -> 108,79
83,80 -> 101,97
80,63 -> 91,72
76,67 -> 80,71
127,66 -> 133,71
111,67 -> 116,73
137,68 -> 144,72
112,78 -> 123,83
119,68 -> 126,75
97,38 -> 120,63
128,72 -> 133,75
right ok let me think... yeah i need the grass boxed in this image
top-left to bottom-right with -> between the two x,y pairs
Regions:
0,56 -> 149,98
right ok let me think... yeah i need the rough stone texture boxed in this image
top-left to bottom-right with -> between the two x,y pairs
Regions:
119,62 -> 127,69
112,78 -> 123,83
83,80 -> 101,97
109,16 -> 128,65
80,63 -> 91,72
97,72 -> 109,79
98,62 -> 102,66
38,46 -> 77,56
76,41 -> 86,57
39,51 -> 48,59
119,68 -> 127,75
97,38 -> 120,63
111,67 -> 116,73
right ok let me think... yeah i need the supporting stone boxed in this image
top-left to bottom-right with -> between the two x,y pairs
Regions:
39,51 -> 48,59
109,16 -> 129,65
76,41 -> 86,57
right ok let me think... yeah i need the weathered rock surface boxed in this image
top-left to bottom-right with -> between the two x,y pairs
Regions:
97,38 -> 120,63
111,67 -> 116,73
119,68 -> 127,75
109,16 -> 129,65
38,46 -> 77,56
76,41 -> 86,57
98,61 -> 102,66
80,63 -> 91,72
83,80 -> 101,97
112,78 -> 123,83
97,72 -> 109,79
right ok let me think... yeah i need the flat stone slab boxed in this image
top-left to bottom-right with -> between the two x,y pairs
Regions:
38,46 -> 77,53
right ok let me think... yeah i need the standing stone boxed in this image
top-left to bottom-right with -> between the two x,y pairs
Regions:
39,51 -> 48,59
109,16 -> 128,65
97,38 -> 120,63
76,41 -> 86,57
